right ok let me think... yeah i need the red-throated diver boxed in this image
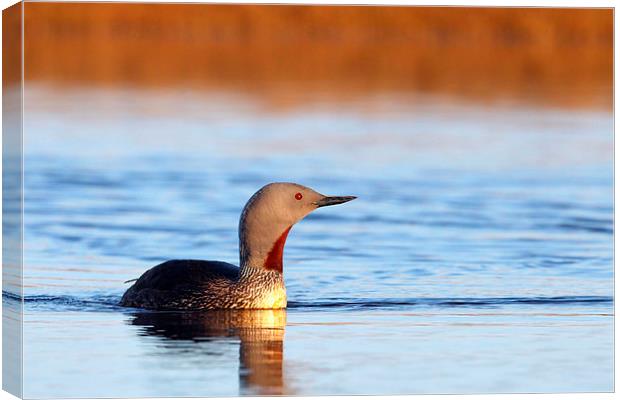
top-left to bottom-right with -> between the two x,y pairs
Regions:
120,182 -> 356,310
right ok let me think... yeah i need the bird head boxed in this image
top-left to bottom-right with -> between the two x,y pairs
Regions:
239,182 -> 356,273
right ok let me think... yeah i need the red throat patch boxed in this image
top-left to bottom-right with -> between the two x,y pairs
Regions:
263,226 -> 292,273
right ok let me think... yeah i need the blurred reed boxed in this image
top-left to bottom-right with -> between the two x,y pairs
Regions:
17,4 -> 613,108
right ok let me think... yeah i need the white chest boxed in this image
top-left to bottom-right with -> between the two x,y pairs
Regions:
254,286 -> 287,309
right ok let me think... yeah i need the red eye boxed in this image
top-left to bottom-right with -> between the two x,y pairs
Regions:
295,192 -> 303,200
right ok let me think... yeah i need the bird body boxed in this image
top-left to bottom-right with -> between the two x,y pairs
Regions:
120,183 -> 355,310
120,260 -> 286,309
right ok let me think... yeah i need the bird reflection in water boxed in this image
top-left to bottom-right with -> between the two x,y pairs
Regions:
129,309 -> 287,395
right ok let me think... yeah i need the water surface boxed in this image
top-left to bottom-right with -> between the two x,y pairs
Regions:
17,88 -> 613,397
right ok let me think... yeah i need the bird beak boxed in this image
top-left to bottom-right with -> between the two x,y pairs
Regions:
313,195 -> 357,208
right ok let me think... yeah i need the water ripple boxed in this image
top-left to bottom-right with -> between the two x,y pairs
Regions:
8,292 -> 612,313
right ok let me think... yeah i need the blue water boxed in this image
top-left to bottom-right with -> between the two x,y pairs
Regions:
15,88 -> 613,397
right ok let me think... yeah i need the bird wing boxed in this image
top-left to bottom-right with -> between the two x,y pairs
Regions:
127,259 -> 240,292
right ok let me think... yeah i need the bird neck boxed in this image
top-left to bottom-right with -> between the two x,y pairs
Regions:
239,222 -> 292,279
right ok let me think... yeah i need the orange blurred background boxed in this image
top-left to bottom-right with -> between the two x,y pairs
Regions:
12,3 -> 614,109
